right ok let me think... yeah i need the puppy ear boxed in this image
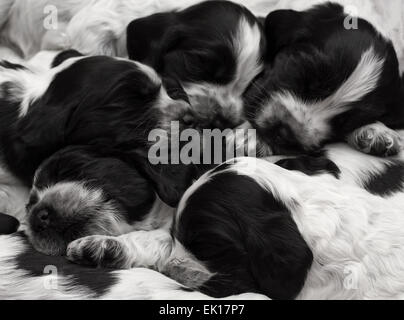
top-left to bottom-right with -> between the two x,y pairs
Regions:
126,12 -> 178,65
264,9 -> 305,61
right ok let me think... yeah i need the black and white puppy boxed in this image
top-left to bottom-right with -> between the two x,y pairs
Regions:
244,3 -> 404,156
25,145 -> 174,256
127,0 -> 265,130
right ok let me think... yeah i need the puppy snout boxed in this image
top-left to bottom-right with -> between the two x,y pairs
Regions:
32,209 -> 51,231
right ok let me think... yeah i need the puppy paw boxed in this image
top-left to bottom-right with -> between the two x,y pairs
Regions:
66,235 -> 132,269
348,122 -> 403,157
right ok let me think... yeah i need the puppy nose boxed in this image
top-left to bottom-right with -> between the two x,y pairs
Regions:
33,209 -> 50,230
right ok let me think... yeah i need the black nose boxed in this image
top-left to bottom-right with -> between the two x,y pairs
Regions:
32,209 -> 50,231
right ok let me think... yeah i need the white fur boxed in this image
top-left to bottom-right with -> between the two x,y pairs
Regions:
230,17 -> 264,96
103,269 -> 267,300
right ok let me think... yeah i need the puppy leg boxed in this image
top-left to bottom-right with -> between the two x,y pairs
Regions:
66,229 -> 172,269
347,122 -> 403,157
66,229 -> 212,289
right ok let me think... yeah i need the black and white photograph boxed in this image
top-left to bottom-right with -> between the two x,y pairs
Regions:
0,0 -> 404,308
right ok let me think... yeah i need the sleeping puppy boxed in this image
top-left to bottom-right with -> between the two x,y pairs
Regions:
25,145 -> 174,256
66,155 -> 404,300
0,52 -> 191,189
244,3 -> 404,157
126,0 -> 265,130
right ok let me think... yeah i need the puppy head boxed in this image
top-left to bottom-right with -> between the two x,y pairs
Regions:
26,182 -> 119,256
127,0 -> 264,129
26,146 -> 156,256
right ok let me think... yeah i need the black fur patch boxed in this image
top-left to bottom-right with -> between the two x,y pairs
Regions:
364,160 -> 404,196
176,170 -> 313,300
275,155 -> 341,178
13,233 -> 117,296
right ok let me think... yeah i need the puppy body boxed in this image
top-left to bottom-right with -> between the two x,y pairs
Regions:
67,155 -> 404,299
244,3 -> 404,156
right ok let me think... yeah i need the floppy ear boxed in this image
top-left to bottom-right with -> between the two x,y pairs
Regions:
264,9 -> 305,61
126,12 -> 178,65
